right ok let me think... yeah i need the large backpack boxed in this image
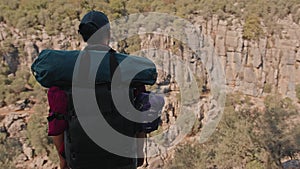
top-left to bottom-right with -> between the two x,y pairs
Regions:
63,48 -> 140,169
41,47 -> 162,169
63,86 -> 139,169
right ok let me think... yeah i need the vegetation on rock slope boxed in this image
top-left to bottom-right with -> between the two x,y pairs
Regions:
0,0 -> 300,168
168,94 -> 300,169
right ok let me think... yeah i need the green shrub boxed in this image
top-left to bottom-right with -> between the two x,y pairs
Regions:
116,35 -> 141,54
0,65 -> 10,76
0,137 -> 22,168
167,143 -> 209,169
168,93 -> 299,169
15,68 -> 31,81
33,102 -> 48,115
1,0 -> 300,41
124,35 -> 141,54
0,84 -> 7,101
264,94 -> 280,109
19,92 -> 32,100
48,145 -> 59,165
294,126 -> 300,147
10,78 -> 26,93
225,92 -> 243,107
26,113 -> 50,156
296,84 -> 300,102
26,113 -> 59,166
243,14 -> 264,40
4,93 -> 17,105
28,74 -> 38,88
263,83 -> 272,93
280,97 -> 295,110
0,133 -> 7,143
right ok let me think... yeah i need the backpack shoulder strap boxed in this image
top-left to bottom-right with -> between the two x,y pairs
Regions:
83,45 -> 118,82
109,48 -> 118,81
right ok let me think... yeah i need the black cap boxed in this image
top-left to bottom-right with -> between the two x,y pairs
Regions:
79,11 -> 110,42
79,11 -> 109,30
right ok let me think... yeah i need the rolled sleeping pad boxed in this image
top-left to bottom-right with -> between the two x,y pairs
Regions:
31,49 -> 157,88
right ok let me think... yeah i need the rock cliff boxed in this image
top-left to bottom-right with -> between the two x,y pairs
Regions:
0,13 -> 299,168
1,14 -> 299,100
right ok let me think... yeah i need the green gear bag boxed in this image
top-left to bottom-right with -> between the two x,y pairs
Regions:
31,49 -> 157,88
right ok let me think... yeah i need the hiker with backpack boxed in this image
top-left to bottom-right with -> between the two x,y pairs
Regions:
32,10 -> 164,169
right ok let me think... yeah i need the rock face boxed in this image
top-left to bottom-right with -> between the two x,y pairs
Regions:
3,44 -> 19,74
0,113 -> 57,169
0,13 -> 300,169
1,113 -> 28,138
1,13 -> 299,99
193,15 -> 300,99
282,160 -> 300,169
135,14 -> 300,168
135,15 -> 300,133
23,41 -> 39,68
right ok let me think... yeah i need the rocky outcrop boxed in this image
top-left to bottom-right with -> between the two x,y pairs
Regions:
0,113 -> 57,169
135,15 -> 300,136
1,13 -> 299,99
131,14 -> 300,168
3,44 -> 19,74
0,12 -> 299,169
23,41 -> 39,68
0,20 -> 83,69
283,159 -> 300,169
193,15 -> 300,99
137,14 -> 300,100
1,113 -> 28,138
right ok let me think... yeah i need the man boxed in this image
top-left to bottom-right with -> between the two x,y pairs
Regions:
51,11 -> 145,169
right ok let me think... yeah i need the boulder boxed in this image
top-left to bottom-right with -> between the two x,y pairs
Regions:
0,113 -> 28,137
23,143 -> 33,160
282,160 -> 300,169
6,119 -> 26,137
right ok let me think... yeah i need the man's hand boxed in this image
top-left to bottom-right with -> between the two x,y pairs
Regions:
59,154 -> 69,169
